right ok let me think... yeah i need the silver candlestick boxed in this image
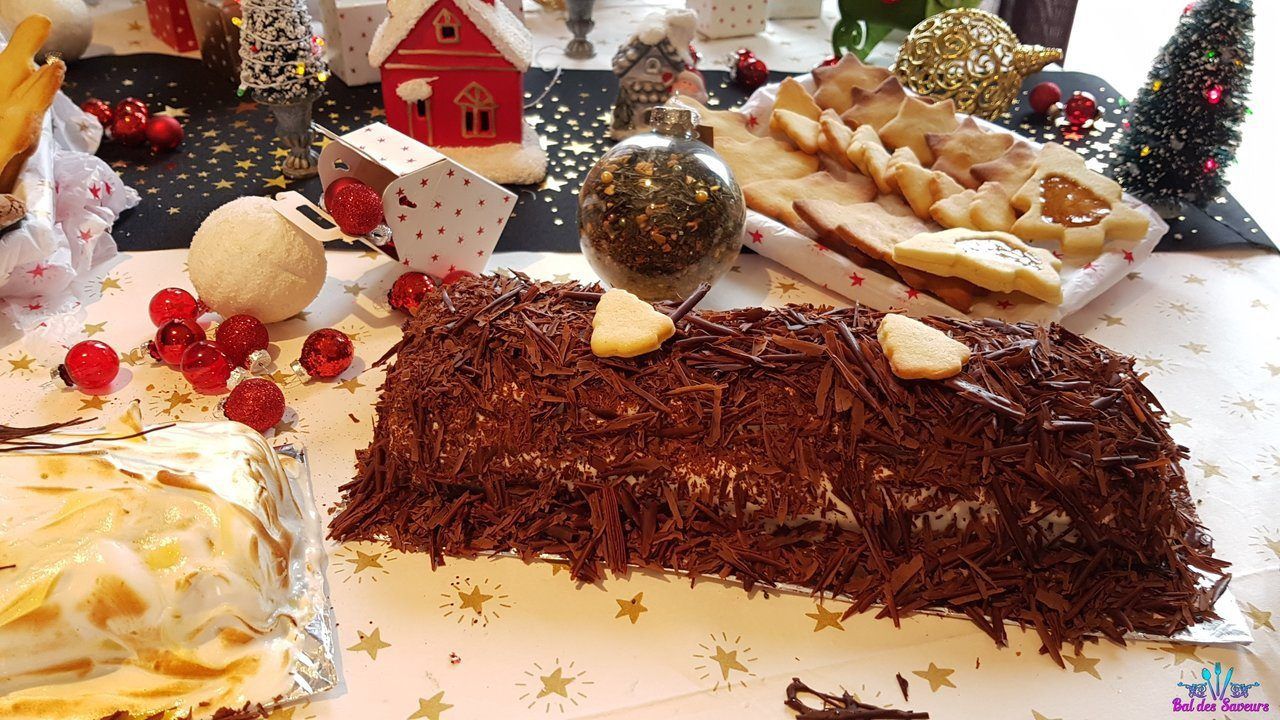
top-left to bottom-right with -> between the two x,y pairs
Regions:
564,0 -> 596,59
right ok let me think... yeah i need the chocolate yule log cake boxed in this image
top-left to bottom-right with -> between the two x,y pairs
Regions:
331,274 -> 1229,662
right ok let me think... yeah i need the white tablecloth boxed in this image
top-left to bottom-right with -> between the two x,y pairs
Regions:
1,246 -> 1277,719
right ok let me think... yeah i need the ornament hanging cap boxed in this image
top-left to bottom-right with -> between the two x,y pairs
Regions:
645,104 -> 699,137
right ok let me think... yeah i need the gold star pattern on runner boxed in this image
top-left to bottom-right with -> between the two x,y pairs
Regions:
563,141 -> 594,155
1156,644 -> 1204,665
78,395 -> 108,411
100,275 -> 123,293
211,142 -> 233,153
347,627 -> 392,660
336,376 -> 365,394
806,604 -> 845,632
1066,653 -> 1101,679
408,692 -> 451,720
6,354 -> 35,372
1243,603 -> 1274,631
537,667 -> 574,698
160,105 -> 188,119
265,175 -> 290,189
214,179 -> 234,189
615,593 -> 647,624
457,585 -> 493,614
539,175 -> 566,192
912,663 -> 955,692
83,321 -> 107,337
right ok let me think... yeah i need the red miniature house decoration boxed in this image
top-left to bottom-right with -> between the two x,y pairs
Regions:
369,0 -> 542,164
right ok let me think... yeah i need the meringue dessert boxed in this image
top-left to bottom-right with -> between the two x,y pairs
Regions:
0,420 -> 326,720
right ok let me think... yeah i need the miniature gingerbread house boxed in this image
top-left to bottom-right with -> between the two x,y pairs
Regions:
368,0 -> 546,184
609,10 -> 697,138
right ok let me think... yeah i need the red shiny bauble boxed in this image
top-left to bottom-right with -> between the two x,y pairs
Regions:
149,317 -> 206,365
145,115 -> 184,152
81,98 -> 114,128
729,49 -> 768,92
221,378 -> 286,433
329,180 -> 384,236
1063,91 -> 1098,126
815,55 -> 840,70
181,341 -> 233,391
111,110 -> 149,146
215,314 -> 270,369
440,269 -> 475,285
388,271 -> 435,315
1028,81 -> 1061,115
58,340 -> 120,390
115,97 -> 150,121
322,176 -> 363,211
149,287 -> 200,326
297,328 -> 354,379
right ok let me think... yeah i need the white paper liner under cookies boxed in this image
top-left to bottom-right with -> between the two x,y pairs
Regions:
729,75 -> 1168,324
0,422 -> 338,720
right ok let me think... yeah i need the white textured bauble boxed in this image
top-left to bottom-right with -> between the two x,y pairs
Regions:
0,0 -> 93,61
189,196 -> 327,324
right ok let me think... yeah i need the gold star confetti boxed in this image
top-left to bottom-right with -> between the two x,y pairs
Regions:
457,585 -> 493,614
1099,314 -> 1124,327
912,663 -> 955,692
1195,460 -> 1225,479
336,377 -> 366,394
1157,644 -> 1203,665
708,645 -> 748,681
159,105 -> 188,119
347,550 -> 384,573
774,279 -> 800,296
343,282 -> 366,296
264,175 -> 290,189
408,692 -> 452,720
269,369 -> 294,385
127,20 -> 143,31
163,390 -> 193,413
1243,603 -> 1274,631
614,593 -> 647,624
805,604 -> 845,632
347,627 -> 392,660
6,354 -> 35,372
1066,653 -> 1101,679
120,347 -> 147,366
83,321 -> 107,336
78,395 -> 107,411
538,667 -> 574,698
100,275 -> 123,292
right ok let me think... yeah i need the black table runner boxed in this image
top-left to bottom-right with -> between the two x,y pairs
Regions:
61,56 -> 1272,254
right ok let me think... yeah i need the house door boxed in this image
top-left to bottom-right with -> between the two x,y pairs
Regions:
409,97 -> 433,145
455,82 -> 497,140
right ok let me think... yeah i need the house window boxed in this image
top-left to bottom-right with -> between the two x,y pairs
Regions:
433,9 -> 460,43
415,99 -> 428,116
643,57 -> 661,75
455,82 -> 497,139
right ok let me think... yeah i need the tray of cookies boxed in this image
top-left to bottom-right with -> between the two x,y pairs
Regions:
676,55 -> 1166,324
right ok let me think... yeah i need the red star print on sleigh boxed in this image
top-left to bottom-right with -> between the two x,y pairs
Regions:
272,122 -> 514,278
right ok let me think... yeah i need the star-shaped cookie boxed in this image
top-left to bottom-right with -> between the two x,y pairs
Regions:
841,76 -> 907,131
969,141 -> 1038,194
925,117 -> 1015,189
878,96 -> 959,166
812,54 -> 891,114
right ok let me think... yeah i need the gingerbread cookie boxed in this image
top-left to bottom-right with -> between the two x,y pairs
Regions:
928,182 -> 1016,232
925,117 -> 1016,189
812,54 -> 891,114
892,228 -> 1063,304
878,96 -> 958,166
970,141 -> 1038,195
717,136 -> 820,187
1009,143 -> 1150,256
877,313 -> 970,380
743,171 -> 876,238
591,289 -> 675,358
771,108 -> 822,155
817,110 -> 857,170
841,76 -> 908,131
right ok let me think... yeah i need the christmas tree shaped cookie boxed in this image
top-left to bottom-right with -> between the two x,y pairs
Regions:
1010,143 -> 1149,256
892,228 -> 1063,304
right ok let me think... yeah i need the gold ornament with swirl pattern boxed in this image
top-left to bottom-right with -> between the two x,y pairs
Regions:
892,8 -> 1061,120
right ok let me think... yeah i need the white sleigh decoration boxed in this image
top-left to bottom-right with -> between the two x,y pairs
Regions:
273,122 -> 515,276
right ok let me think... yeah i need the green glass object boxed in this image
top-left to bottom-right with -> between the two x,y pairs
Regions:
832,0 -> 980,59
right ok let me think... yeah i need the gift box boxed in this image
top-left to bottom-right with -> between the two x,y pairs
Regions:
319,0 -> 389,87
767,0 -> 821,19
190,0 -> 241,81
685,0 -> 766,39
146,0 -> 199,52
273,123 -> 514,277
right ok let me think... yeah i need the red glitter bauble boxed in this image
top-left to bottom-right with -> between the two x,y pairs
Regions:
145,115 -> 184,153
111,111 -> 149,146
729,49 -> 768,92
1028,81 -> 1061,115
181,341 -> 233,391
58,340 -> 120,390
329,180 -> 384,236
114,97 -> 150,121
388,271 -> 435,315
322,176 -> 362,211
222,378 -> 286,433
149,317 -> 206,365
149,287 -> 200,326
1063,92 -> 1098,126
297,328 -> 354,379
440,269 -> 475,285
215,314 -> 270,368
81,98 -> 114,128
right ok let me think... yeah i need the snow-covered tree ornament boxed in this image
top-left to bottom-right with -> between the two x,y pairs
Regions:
237,0 -> 330,178
1111,0 -> 1253,211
